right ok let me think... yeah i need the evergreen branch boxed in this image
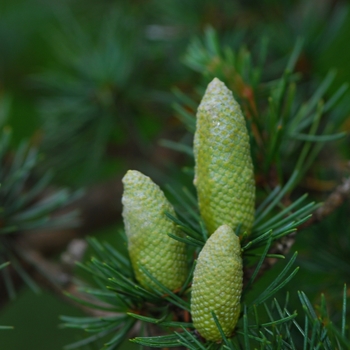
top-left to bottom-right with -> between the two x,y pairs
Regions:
289,132 -> 346,142
0,130 -> 80,234
61,315 -> 126,331
272,298 -> 297,350
101,242 -> 132,274
89,259 -> 157,304
245,189 -> 321,284
168,233 -> 204,248
172,102 -> 196,132
138,265 -> 191,312
0,124 -> 82,297
258,314 -> 297,329
253,171 -> 299,227
103,317 -> 136,348
127,312 -> 194,329
254,194 -> 315,232
172,87 -> 198,110
174,328 -> 208,350
160,139 -> 194,156
181,28 -> 347,195
63,329 -> 116,350
243,234 -> 273,292
58,234 -> 191,348
6,249 -> 40,294
53,21 -> 350,349
242,230 -> 272,251
165,211 -> 204,241
0,145 -> 187,308
130,334 -> 183,348
292,288 -> 350,350
62,317 -> 136,350
255,186 -> 281,218
326,323 -> 350,349
165,185 -> 202,224
251,252 -> 299,307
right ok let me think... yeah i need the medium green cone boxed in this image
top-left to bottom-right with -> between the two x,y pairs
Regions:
122,170 -> 188,292
191,224 -> 243,342
194,77 -> 255,235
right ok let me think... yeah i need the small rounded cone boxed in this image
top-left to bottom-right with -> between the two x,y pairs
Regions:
122,170 -> 188,292
194,77 -> 255,235
191,225 -> 243,342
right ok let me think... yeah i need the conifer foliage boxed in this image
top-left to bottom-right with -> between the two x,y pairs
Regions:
0,99 -> 80,298
1,1 -> 350,349
60,37 -> 349,348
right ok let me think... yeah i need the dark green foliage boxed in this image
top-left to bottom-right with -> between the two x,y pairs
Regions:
179,29 -> 348,187
32,6 -> 145,184
61,236 -> 193,349
0,128 -> 80,234
59,21 -> 350,347
1,1 -> 350,349
0,98 -> 81,298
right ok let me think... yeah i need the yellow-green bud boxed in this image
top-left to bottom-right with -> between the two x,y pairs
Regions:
191,224 -> 243,342
122,170 -> 188,292
194,78 -> 255,235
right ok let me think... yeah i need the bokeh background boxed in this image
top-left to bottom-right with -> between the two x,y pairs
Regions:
1,0 -> 350,349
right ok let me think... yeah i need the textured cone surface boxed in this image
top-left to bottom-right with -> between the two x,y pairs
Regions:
194,77 -> 255,235
122,170 -> 188,292
191,225 -> 243,342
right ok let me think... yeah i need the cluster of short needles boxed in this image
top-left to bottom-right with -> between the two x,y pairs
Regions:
60,60 -> 349,349
0,102 -> 81,299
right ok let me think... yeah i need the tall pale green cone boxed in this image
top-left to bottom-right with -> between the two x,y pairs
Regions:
194,77 -> 255,235
191,224 -> 243,342
122,170 -> 188,292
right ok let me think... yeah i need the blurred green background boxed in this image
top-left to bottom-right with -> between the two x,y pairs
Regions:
1,0 -> 350,349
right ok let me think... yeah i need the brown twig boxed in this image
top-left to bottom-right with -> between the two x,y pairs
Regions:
14,240 -> 118,318
302,177 -> 350,228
